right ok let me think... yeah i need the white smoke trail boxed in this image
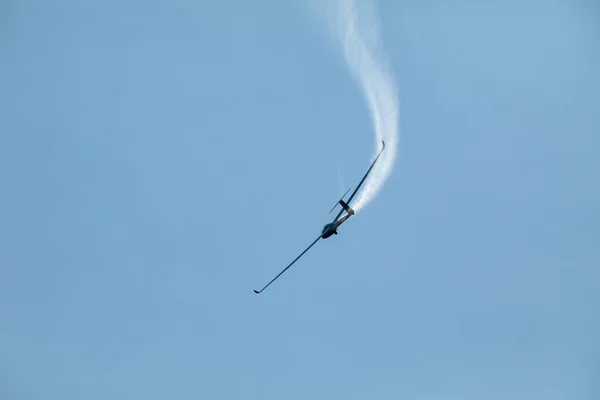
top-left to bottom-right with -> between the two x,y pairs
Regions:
321,0 -> 399,213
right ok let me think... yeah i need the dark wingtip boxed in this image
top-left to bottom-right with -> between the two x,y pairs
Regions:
382,140 -> 386,149
253,290 -> 260,294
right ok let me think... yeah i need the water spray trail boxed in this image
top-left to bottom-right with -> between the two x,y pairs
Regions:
334,0 -> 399,213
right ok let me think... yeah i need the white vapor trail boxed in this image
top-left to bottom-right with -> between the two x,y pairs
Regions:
322,0 -> 399,213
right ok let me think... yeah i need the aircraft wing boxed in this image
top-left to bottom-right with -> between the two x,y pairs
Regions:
253,235 -> 322,294
333,140 -> 385,222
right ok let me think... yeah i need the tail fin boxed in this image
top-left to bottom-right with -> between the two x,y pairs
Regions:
339,200 -> 355,215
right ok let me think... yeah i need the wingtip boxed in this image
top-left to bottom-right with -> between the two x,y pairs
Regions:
253,290 -> 260,294
382,140 -> 386,149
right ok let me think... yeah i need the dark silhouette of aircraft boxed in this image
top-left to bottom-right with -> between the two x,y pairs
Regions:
254,140 -> 386,294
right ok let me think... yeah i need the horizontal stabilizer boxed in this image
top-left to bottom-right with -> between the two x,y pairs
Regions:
328,187 -> 351,214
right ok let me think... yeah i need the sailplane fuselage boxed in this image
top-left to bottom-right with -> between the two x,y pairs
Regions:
321,214 -> 352,239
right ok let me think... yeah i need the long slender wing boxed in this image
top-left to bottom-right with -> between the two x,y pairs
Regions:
253,235 -> 321,294
333,140 -> 386,222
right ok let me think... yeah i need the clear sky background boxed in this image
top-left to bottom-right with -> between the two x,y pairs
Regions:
1,0 -> 599,399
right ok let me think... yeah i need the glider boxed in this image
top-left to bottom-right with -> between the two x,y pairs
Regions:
253,140 -> 386,294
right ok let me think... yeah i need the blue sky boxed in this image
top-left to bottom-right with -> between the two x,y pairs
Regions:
1,0 -> 599,399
